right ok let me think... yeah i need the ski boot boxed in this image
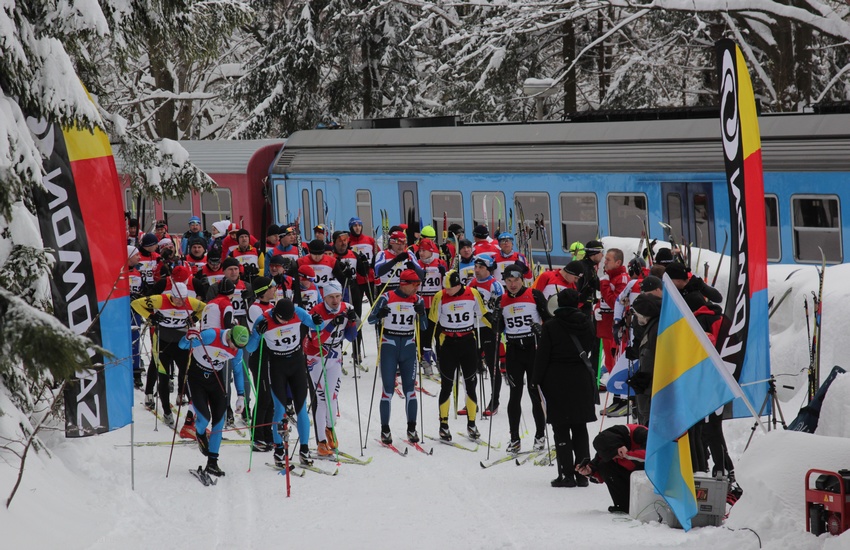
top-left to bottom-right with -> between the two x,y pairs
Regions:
251,441 -> 272,453
325,427 -> 338,450
380,425 -> 393,445
205,455 -> 225,477
533,436 -> 546,452
467,423 -> 480,440
144,394 -> 155,411
406,422 -> 420,443
439,423 -> 452,442
162,412 -> 175,429
179,416 -> 197,440
273,445 -> 286,468
299,445 -> 314,466
419,359 -> 434,377
317,441 -> 335,457
506,439 -> 521,454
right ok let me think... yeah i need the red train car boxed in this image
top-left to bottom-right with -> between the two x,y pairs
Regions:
117,139 -> 283,241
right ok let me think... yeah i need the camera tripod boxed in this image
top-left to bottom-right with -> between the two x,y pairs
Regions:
744,375 -> 787,451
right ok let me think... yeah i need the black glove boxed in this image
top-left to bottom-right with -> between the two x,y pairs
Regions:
627,371 -> 652,393
346,308 -> 357,321
344,265 -> 356,280
438,264 -> 446,276
612,319 -> 625,346
405,261 -> 418,271
333,314 -> 347,326
161,248 -> 174,261
376,305 -> 391,319
255,318 -> 268,334
391,253 -> 407,264
413,301 -> 426,316
149,311 -> 166,326
242,264 -> 259,280
311,313 -> 323,326
625,345 -> 639,361
530,323 -> 542,337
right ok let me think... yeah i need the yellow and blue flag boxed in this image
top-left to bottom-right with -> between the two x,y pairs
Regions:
646,275 -> 748,530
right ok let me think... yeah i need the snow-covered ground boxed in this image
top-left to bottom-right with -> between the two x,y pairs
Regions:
3,238 -> 850,549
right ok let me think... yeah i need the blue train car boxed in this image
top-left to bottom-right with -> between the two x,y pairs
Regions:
269,113 -> 850,266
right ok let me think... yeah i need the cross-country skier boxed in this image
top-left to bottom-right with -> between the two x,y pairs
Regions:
178,324 -> 249,477
467,254 -> 504,416
131,282 -> 205,426
496,263 -> 550,454
367,269 -> 428,444
428,270 -> 489,441
247,299 -> 324,467
305,281 -> 358,456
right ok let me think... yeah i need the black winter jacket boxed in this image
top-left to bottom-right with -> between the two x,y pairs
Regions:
532,306 -> 597,425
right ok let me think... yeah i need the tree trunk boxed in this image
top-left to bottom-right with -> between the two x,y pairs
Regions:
149,39 -> 178,140
563,20 -> 576,114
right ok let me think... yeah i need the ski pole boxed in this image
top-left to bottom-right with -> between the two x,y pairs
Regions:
486,310 -> 502,461
415,320 -> 424,444
364,323 -> 384,448
352,330 -> 364,456
247,338 -> 264,472
166,351 -> 193,478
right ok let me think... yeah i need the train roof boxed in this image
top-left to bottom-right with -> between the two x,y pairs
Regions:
271,113 -> 850,174
114,139 -> 283,175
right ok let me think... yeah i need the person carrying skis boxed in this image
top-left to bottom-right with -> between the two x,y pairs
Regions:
497,263 -> 550,454
247,299 -> 324,467
429,270 -> 490,442
367,268 -> 428,445
575,424 -> 648,513
467,254 -> 504,416
304,281 -> 358,456
132,282 -> 205,426
178,324 -> 249,477
373,230 -> 423,293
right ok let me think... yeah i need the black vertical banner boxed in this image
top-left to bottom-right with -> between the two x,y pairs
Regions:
29,119 -> 110,436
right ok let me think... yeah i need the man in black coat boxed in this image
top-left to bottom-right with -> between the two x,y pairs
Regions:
532,288 -> 597,488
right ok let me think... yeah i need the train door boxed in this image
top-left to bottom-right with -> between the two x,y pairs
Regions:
296,180 -> 328,242
661,182 -> 715,252
398,181 -> 420,225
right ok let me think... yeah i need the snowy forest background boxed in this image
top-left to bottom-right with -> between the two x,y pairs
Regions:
1,0 -> 850,507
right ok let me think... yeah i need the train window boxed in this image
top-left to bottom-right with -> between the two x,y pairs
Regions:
275,185 -> 288,225
162,194 -> 194,232
431,192 -> 464,237
471,191 -> 506,231
559,193 -> 597,251
608,193 -> 647,238
315,189 -> 325,225
765,195 -> 781,262
356,190 -> 374,237
693,193 -> 710,249
666,194 -> 683,244
402,190 -> 416,219
792,195 -> 842,263
301,189 -> 312,239
514,192 -> 551,251
200,188 -> 232,230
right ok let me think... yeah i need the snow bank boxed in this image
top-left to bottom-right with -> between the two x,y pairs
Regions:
728,430 -> 850,549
